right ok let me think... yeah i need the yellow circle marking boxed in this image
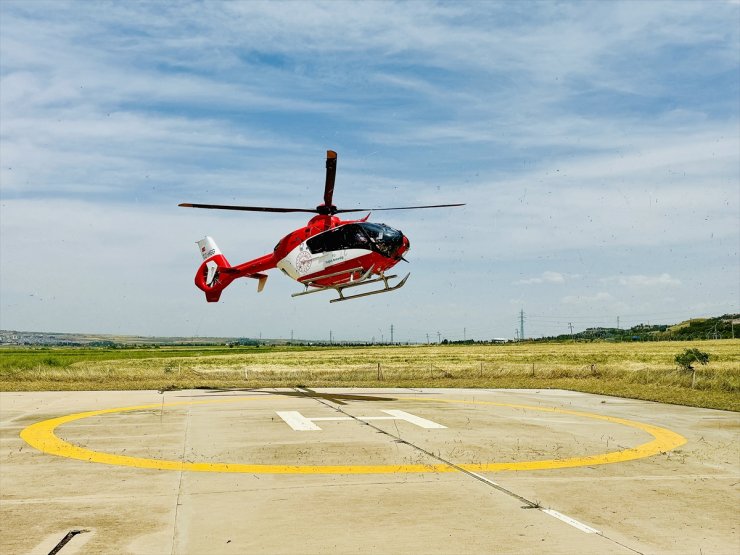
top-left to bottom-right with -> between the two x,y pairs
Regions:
20,395 -> 686,474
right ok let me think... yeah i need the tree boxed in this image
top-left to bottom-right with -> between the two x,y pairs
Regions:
675,348 -> 710,371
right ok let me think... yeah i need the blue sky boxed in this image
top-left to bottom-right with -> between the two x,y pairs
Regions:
1,1 -> 738,341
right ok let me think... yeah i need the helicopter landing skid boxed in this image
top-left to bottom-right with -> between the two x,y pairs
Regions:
292,266 -> 410,303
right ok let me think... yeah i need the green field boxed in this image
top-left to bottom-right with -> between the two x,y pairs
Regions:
1,341 -> 738,411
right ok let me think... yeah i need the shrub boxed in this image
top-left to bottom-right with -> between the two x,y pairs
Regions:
675,348 -> 710,371
42,357 -> 63,367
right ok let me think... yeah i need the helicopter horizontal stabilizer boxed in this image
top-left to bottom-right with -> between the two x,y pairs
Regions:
217,268 -> 267,292
254,273 -> 268,292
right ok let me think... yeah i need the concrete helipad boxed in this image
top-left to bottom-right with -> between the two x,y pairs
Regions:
1,389 -> 738,554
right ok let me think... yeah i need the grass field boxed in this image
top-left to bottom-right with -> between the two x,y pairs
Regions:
1,341 -> 738,411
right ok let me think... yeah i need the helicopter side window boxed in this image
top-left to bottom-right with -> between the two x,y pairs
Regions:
306,227 -> 343,254
306,224 -> 370,254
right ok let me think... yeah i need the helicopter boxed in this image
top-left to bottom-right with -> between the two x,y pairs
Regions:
179,150 -> 464,303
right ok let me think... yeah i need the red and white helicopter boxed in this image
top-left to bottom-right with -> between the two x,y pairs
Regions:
180,150 -> 463,303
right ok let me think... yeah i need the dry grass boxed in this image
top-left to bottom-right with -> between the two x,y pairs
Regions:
1,341 -> 738,411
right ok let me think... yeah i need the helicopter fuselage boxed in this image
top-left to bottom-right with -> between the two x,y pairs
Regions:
275,215 -> 409,286
193,214 -> 409,301
183,149 -> 459,302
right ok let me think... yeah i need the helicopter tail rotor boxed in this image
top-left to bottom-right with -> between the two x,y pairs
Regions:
194,237 -> 232,302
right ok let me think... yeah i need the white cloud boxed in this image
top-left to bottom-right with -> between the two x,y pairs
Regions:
602,273 -> 682,287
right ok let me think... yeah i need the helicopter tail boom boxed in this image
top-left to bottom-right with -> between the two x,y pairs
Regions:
194,237 -> 275,302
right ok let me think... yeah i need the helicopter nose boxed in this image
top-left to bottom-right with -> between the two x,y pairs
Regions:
394,234 -> 410,259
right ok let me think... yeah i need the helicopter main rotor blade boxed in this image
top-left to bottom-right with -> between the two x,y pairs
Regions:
334,203 -> 466,213
179,201 -> 464,215
323,150 -> 337,208
179,203 -> 318,213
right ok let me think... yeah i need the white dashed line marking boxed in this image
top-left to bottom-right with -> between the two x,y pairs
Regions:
542,509 -> 601,534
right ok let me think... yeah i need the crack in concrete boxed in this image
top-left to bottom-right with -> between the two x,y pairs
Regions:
294,387 -> 644,555
170,403 -> 190,555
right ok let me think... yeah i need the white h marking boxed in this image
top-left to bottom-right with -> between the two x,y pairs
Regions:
276,409 -> 446,431
380,410 -> 447,429
275,411 -> 321,431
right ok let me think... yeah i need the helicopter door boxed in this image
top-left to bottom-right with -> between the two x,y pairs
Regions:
306,227 -> 342,271
319,227 -> 347,269
306,224 -> 370,271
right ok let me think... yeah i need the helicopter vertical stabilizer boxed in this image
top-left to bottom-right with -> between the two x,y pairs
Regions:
194,236 -> 231,302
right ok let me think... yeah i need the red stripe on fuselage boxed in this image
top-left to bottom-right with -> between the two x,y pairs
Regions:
298,251 -> 400,287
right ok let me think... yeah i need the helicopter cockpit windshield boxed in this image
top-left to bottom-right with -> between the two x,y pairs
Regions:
306,223 -> 404,258
358,223 -> 403,256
